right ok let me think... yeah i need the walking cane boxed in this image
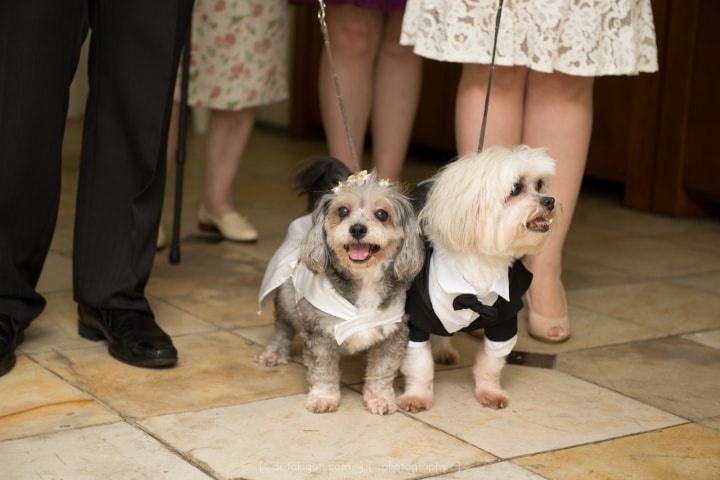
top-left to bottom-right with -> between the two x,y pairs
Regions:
170,18 -> 192,265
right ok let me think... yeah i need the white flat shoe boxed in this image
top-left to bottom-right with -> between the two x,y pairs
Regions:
198,205 -> 258,242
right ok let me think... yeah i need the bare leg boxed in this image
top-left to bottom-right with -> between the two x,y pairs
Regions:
304,334 -> 342,413
370,10 -> 422,181
455,65 -> 527,156
320,5 -> 383,171
473,351 -> 509,409
363,325 -> 408,415
522,71 -> 594,340
429,335 -> 459,365
202,108 -> 256,217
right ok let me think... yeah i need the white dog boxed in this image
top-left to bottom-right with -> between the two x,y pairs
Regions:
398,146 -> 557,412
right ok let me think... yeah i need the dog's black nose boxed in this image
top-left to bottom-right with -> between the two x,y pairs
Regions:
349,223 -> 367,239
540,196 -> 555,211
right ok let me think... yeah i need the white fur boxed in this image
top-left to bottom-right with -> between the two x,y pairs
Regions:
399,146 -> 557,412
398,341 -> 435,412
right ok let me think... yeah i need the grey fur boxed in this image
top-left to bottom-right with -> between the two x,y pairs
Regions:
259,177 -> 423,414
300,197 -> 332,274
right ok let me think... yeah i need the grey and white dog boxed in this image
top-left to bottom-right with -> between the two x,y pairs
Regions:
257,159 -> 424,415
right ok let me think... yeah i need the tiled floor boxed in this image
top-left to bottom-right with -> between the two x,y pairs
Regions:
2,121 -> 720,479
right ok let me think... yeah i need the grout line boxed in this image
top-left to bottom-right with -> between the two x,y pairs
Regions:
131,420 -> 223,480
17,355 -> 224,479
498,422 -> 693,464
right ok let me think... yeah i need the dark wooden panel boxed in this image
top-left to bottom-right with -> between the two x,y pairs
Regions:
289,7 -> 323,138
410,59 -> 460,151
683,1 -> 720,203
288,1 -> 720,214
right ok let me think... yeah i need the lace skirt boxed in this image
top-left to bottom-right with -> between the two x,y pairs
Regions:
400,0 -> 659,76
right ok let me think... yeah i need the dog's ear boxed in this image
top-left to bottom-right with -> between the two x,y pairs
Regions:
391,194 -> 424,282
301,196 -> 331,273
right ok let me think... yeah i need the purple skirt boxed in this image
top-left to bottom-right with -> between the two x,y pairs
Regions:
289,0 -> 406,11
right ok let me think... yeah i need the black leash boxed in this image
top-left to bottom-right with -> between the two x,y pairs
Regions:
477,0 -> 505,153
170,17 -> 192,265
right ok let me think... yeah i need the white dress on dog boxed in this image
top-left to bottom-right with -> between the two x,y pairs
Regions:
258,214 -> 406,345
400,0 -> 658,76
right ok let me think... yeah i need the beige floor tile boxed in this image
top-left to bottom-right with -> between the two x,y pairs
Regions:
558,337 -> 720,421
19,292 -> 215,354
572,197 -> 702,237
565,237 -> 720,278
564,222 -> 629,248
567,281 -> 720,335
516,304 -> 661,354
139,390 -> 493,480
32,331 -> 308,418
699,416 -> 720,431
672,270 -> 720,297
36,252 -> 73,293
561,253 -> 646,291
683,329 -> 720,350
659,220 -> 720,255
406,366 -> 682,458
148,245 -> 274,329
516,424 -> 720,480
0,356 -> 119,442
0,422 -> 211,479
432,462 -> 544,479
238,325 -> 483,385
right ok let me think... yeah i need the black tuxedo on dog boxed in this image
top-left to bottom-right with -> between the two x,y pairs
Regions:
405,242 -> 533,344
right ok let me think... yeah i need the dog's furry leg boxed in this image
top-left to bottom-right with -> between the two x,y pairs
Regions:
473,351 -> 509,409
430,335 -> 459,365
363,324 -> 408,415
257,288 -> 297,367
303,332 -> 342,413
397,341 -> 434,412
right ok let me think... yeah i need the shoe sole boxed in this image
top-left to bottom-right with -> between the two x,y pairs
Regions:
78,321 -> 177,368
198,222 -> 258,243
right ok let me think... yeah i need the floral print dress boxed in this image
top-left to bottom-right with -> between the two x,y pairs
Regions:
177,0 -> 288,110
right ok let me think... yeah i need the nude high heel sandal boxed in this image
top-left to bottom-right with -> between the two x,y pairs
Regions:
525,288 -> 570,343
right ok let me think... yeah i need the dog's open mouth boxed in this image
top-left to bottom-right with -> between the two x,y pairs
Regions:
344,243 -> 381,263
526,214 -> 553,233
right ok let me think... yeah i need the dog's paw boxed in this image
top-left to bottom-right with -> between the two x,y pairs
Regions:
432,346 -> 460,366
256,350 -> 288,367
363,390 -> 397,416
474,384 -> 509,409
397,393 -> 433,413
305,392 -> 341,414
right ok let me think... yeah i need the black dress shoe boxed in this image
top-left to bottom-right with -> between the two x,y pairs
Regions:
77,305 -> 178,368
0,314 -> 23,377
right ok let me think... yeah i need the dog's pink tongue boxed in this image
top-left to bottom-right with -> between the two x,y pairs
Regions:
348,243 -> 371,261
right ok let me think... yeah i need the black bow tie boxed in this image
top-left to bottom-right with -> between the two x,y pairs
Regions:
452,294 -> 499,322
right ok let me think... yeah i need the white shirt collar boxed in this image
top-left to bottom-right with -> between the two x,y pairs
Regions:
432,246 -> 510,304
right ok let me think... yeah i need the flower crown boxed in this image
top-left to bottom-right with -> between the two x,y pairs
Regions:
332,170 -> 391,193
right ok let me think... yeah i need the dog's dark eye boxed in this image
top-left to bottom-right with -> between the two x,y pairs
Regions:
338,206 -> 350,218
510,182 -> 524,197
536,179 -> 544,192
374,209 -> 389,222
